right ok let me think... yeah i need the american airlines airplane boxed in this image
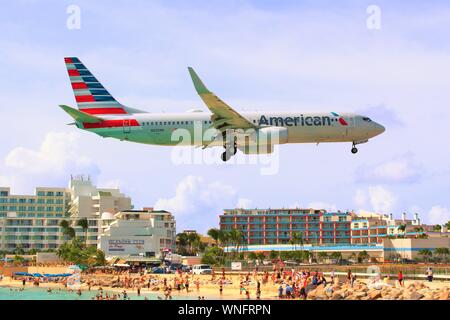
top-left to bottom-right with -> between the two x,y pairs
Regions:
60,57 -> 385,161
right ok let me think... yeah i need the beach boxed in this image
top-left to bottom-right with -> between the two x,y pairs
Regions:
1,270 -> 449,300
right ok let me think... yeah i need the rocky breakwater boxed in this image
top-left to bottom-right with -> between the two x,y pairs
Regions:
306,281 -> 449,300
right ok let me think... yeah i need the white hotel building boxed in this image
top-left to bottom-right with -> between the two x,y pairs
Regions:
99,208 -> 176,258
0,176 -> 133,252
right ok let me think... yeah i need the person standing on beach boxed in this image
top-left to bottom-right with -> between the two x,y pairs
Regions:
426,267 -> 433,282
398,271 -> 404,287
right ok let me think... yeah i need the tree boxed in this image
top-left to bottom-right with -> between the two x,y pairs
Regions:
56,239 -> 106,266
77,218 -> 89,247
433,225 -> 442,232
330,251 -> 342,263
59,220 -> 76,242
418,249 -> 432,262
434,247 -> 449,262
201,246 -> 224,266
397,224 -> 406,238
13,244 -> 25,255
445,221 -> 450,230
317,252 -> 329,263
269,250 -> 278,260
292,232 -> 304,251
207,228 -> 220,246
358,250 -> 370,263
248,252 -> 258,260
256,252 -> 265,261
227,229 -> 245,257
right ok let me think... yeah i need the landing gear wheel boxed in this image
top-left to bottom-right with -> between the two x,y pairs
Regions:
351,147 -> 358,154
221,150 -> 232,162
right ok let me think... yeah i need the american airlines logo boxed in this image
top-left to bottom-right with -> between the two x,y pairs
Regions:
258,112 -> 348,127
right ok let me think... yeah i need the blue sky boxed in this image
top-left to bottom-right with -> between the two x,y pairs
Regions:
1,0 -> 450,232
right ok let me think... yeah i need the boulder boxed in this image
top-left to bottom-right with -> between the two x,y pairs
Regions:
368,290 -> 382,300
439,291 -> 449,300
404,291 -> 424,300
331,292 -> 344,300
353,291 -> 367,299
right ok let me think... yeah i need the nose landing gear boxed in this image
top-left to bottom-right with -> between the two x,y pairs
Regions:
351,146 -> 358,154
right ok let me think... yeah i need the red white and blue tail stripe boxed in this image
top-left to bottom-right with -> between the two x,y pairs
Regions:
64,57 -> 128,115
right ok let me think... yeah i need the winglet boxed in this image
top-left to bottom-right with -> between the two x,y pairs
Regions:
59,105 -> 103,123
188,67 -> 211,95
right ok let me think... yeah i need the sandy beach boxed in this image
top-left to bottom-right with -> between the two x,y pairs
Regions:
1,271 -> 448,300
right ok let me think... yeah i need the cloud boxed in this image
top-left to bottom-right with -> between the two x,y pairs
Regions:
236,198 -> 253,209
356,153 -> 422,184
353,185 -> 397,214
5,131 -> 99,176
154,175 -> 247,233
428,206 -> 450,225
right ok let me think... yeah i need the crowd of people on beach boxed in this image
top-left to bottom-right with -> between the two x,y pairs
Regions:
0,262 -> 440,301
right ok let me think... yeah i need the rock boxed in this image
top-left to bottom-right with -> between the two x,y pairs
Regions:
331,291 -> 344,300
353,291 -> 366,299
421,293 -> 435,300
368,290 -> 382,300
439,291 -> 449,300
404,291 -> 424,300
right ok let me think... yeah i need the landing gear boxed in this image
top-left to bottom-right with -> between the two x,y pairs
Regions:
221,133 -> 237,162
351,142 -> 358,154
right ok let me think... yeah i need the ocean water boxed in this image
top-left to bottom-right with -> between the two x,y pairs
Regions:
0,286 -> 196,300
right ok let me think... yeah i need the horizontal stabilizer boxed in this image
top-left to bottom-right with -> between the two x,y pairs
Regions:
59,105 -> 103,123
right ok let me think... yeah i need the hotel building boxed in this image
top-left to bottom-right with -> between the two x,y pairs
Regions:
0,187 -> 71,251
98,208 -> 176,258
0,176 -> 133,252
220,208 -> 353,245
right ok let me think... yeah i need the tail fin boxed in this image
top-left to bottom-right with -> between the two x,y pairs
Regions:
64,57 -> 131,115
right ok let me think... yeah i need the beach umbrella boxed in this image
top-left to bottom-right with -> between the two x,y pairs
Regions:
13,272 -> 28,276
32,273 -> 43,277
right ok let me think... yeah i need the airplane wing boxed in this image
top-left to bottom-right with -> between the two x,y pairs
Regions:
59,104 -> 103,123
188,67 -> 256,131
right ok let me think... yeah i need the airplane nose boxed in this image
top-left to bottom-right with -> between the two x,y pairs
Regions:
376,123 -> 385,135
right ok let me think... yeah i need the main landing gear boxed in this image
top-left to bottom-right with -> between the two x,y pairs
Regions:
221,135 -> 237,162
351,142 -> 358,154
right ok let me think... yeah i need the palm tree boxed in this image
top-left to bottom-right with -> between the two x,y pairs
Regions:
207,228 -> 220,246
218,230 -> 230,247
445,221 -> 450,231
187,232 -> 201,255
59,220 -> 70,243
358,250 -> 370,263
397,224 -> 406,238
434,247 -> 449,262
77,218 -> 89,247
291,232 -> 304,251
418,249 -> 432,262
330,251 -> 342,263
227,229 -> 245,257
318,252 -> 328,263
176,232 -> 189,255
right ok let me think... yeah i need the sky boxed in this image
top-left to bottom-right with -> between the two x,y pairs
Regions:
1,0 -> 450,233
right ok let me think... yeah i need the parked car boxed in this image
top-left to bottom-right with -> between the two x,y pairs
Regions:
151,267 -> 166,274
192,264 -> 213,275
169,263 -> 191,273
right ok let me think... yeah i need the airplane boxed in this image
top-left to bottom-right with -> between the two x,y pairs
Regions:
60,57 -> 385,162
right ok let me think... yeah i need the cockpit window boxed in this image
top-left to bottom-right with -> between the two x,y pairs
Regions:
362,117 -> 372,122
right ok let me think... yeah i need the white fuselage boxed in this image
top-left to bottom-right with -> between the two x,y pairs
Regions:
81,110 -> 385,149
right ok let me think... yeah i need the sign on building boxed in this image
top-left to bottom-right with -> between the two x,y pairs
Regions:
231,262 -> 242,271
